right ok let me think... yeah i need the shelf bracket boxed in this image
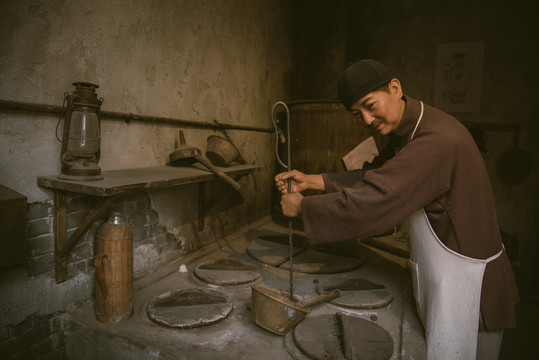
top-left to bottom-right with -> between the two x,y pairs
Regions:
54,191 -> 112,283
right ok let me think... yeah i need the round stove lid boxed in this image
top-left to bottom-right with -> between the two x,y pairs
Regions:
291,313 -> 394,360
246,237 -> 305,267
146,289 -> 233,329
247,233 -> 365,274
194,257 -> 261,286
278,248 -> 366,274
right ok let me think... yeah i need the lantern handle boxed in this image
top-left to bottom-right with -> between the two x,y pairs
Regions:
55,94 -> 69,143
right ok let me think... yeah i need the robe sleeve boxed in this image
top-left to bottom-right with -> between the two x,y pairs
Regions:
322,143 -> 395,193
322,169 -> 365,193
301,131 -> 454,245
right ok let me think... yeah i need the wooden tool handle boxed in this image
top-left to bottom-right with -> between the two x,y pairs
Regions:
298,289 -> 341,308
194,152 -> 241,190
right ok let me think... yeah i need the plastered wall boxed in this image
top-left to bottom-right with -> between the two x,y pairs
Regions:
0,0 -> 292,202
0,0 -> 295,269
0,1 -> 293,356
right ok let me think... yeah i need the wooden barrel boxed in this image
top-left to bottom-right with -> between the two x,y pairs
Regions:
286,100 -> 382,173
272,100 -> 385,228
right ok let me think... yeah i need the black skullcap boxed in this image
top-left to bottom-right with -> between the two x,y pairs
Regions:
338,59 -> 394,109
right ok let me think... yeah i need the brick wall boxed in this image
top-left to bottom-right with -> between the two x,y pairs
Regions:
1,191 -> 179,359
0,312 -> 66,360
24,192 -> 179,279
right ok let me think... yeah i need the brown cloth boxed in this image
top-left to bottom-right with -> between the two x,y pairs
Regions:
301,96 -> 519,331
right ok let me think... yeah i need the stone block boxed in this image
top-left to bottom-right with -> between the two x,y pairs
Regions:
27,201 -> 52,221
67,260 -> 88,276
26,217 -> 51,238
25,253 -> 55,277
26,234 -> 54,257
66,195 -> 97,212
1,319 -> 51,357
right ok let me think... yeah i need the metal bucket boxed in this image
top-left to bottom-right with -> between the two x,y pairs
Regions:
250,283 -> 340,335
206,135 -> 245,166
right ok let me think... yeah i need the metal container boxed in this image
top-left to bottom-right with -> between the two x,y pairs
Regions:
94,212 -> 133,323
169,131 -> 242,190
250,284 -> 308,335
250,284 -> 340,335
206,135 -> 245,167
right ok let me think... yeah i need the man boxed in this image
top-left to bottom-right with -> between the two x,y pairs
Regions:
275,59 -> 519,359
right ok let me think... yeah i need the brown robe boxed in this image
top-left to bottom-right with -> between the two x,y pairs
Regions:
301,96 -> 519,331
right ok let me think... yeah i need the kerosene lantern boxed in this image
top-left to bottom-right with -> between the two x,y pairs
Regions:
58,82 -> 104,181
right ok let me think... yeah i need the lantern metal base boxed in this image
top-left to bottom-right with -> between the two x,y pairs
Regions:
59,163 -> 104,182
58,173 -> 104,182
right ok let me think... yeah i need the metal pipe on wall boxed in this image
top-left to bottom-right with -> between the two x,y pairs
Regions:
0,99 -> 273,133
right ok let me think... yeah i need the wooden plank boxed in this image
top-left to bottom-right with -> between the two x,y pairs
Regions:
0,185 -> 27,268
37,164 -> 260,197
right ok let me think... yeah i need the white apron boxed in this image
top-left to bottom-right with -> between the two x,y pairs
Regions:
406,209 -> 503,360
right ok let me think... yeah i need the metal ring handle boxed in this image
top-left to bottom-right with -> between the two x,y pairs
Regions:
271,101 -> 290,170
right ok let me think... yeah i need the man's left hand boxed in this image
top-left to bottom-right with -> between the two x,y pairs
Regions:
281,193 -> 304,217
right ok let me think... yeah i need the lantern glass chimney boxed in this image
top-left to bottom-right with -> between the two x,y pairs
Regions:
67,109 -> 100,156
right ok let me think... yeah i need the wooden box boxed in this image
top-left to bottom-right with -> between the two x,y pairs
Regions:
0,185 -> 27,268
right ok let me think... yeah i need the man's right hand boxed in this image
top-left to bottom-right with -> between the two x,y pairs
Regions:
274,170 -> 324,194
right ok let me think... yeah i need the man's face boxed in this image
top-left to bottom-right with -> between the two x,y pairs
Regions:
348,78 -> 405,136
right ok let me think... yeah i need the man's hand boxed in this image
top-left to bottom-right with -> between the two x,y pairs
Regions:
274,170 -> 307,194
280,193 -> 304,217
274,170 -> 324,194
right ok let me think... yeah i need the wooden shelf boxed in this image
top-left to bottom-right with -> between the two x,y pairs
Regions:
37,164 -> 260,196
37,164 -> 261,283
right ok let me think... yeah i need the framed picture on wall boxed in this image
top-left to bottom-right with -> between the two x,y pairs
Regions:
434,42 -> 485,113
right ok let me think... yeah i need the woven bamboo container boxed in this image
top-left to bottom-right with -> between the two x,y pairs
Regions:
94,212 -> 133,323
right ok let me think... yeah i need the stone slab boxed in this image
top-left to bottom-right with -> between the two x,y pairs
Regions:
194,257 -> 261,286
316,277 -> 394,309
146,289 -> 233,329
291,313 -> 393,360
338,312 -> 394,360
279,248 -> 366,274
246,237 -> 305,267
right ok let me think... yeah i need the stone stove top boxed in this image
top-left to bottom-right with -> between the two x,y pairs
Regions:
66,216 -> 425,359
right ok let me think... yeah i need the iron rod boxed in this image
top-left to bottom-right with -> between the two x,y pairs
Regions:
0,99 -> 273,133
271,101 -> 294,301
